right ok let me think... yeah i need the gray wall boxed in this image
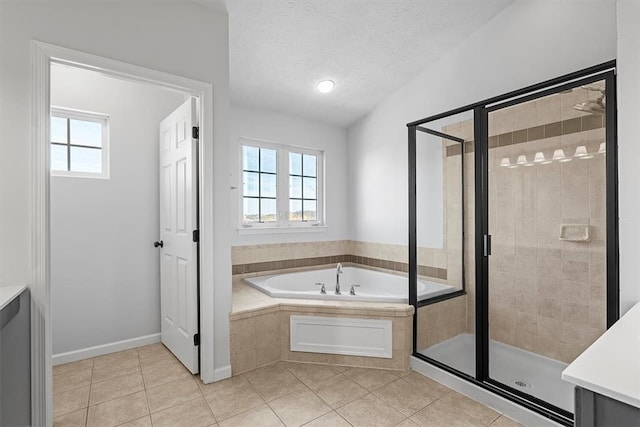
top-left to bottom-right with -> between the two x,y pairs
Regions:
347,0 -> 617,246
50,65 -> 184,355
0,1 -> 232,390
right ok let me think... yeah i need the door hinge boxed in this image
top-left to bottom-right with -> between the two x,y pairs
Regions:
483,234 -> 492,257
192,229 -> 199,243
192,126 -> 199,139
193,333 -> 199,346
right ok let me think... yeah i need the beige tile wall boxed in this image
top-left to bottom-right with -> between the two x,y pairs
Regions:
486,87 -> 607,363
232,240 -> 447,279
230,305 -> 413,375
420,86 -> 607,363
416,296 -> 468,350
232,240 -> 449,267
232,241 -> 349,265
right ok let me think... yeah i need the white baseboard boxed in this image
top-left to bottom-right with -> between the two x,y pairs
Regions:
410,356 -> 563,427
212,365 -> 232,382
52,333 -> 161,365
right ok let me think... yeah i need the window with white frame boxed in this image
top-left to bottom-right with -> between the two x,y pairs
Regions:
241,139 -> 324,228
50,108 -> 109,178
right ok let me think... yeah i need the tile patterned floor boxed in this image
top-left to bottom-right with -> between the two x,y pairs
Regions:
53,344 -> 524,427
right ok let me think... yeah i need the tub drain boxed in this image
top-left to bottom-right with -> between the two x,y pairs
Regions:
513,380 -> 531,388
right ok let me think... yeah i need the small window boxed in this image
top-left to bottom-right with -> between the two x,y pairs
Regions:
242,146 -> 278,223
241,139 -> 324,229
50,108 -> 109,178
288,152 -> 318,222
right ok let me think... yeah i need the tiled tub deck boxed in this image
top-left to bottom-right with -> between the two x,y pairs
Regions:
231,268 -> 414,375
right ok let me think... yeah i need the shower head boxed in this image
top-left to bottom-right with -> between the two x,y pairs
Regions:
572,85 -> 606,115
572,97 -> 606,115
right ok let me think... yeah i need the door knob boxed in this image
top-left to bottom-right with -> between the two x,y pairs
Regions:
154,240 -> 163,248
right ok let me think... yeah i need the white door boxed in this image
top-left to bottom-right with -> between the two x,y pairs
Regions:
158,98 -> 199,374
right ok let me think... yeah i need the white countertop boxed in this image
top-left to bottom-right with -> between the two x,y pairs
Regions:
562,301 -> 640,409
0,285 -> 27,311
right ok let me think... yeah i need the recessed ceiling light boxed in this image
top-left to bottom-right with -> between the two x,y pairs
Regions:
316,80 -> 335,93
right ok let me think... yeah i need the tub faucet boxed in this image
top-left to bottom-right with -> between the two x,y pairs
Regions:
335,263 -> 343,294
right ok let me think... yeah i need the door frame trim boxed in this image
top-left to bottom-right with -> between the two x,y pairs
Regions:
30,41 -> 216,426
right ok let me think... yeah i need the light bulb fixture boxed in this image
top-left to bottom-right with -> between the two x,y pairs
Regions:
598,142 -> 606,155
533,152 -> 552,165
316,80 -> 335,93
501,157 -> 518,168
575,145 -> 594,160
574,146 -> 588,157
552,149 -> 571,162
517,155 -> 533,166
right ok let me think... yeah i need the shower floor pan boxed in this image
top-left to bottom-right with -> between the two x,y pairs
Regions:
419,333 -> 574,413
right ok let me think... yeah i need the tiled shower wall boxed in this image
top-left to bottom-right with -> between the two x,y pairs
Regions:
421,86 -> 607,364
484,87 -> 607,363
488,142 -> 606,360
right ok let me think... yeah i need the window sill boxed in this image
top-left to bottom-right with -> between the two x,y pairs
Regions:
51,171 -> 109,179
237,225 -> 328,235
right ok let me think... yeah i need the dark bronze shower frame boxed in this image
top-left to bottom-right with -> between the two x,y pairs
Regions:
411,125 -> 467,308
407,61 -> 618,427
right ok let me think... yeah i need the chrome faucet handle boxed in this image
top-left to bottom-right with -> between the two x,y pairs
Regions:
349,284 -> 360,295
315,282 -> 326,294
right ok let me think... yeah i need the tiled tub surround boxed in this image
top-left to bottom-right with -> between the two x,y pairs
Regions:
232,240 -> 449,282
230,276 -> 413,375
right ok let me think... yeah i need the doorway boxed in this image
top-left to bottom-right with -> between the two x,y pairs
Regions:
31,42 -> 216,425
49,64 -> 201,373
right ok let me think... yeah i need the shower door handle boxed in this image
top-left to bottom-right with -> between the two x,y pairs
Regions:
483,234 -> 492,257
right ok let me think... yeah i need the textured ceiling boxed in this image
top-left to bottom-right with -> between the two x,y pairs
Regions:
200,0 -> 515,127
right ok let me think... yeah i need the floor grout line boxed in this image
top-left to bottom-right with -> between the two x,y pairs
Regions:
57,345 -> 519,427
138,350 -> 154,425
85,356 -> 94,427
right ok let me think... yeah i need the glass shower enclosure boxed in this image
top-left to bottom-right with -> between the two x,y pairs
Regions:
408,62 -> 618,426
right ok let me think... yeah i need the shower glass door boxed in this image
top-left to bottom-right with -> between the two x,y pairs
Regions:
483,74 -> 614,416
409,62 -> 617,427
412,110 -> 475,378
